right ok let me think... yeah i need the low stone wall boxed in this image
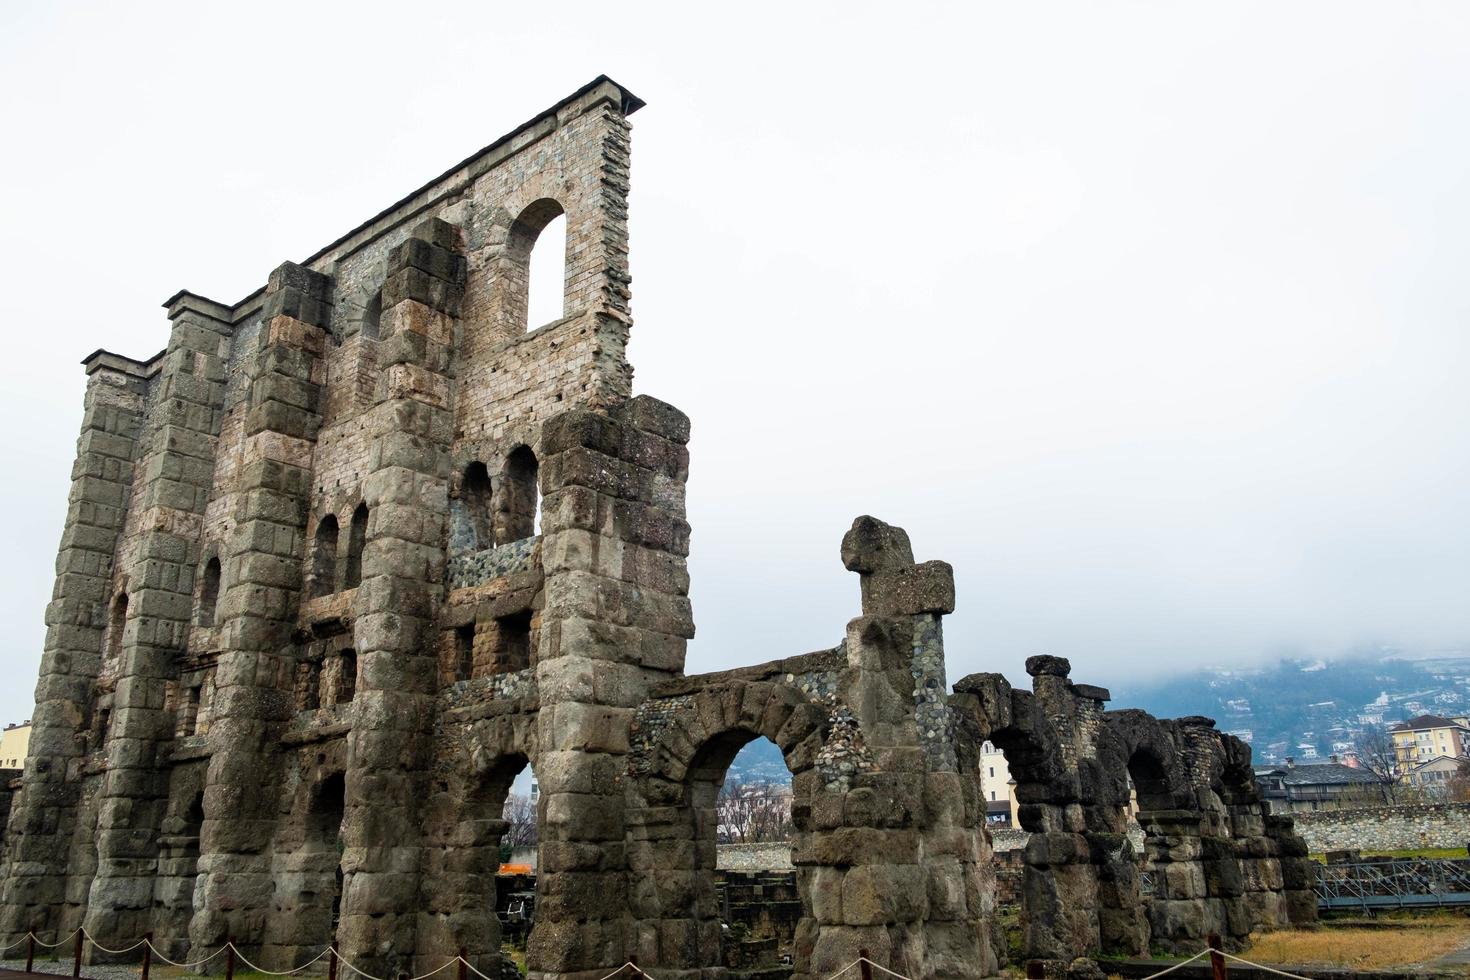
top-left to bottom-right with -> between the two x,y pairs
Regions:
988,824 -> 1145,853
716,842 -> 794,871
1292,801 -> 1470,853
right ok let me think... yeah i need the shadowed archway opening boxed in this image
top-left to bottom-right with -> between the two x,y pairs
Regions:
420,755 -> 540,976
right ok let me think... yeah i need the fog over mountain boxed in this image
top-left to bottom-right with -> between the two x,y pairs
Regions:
2,2 -> 1469,728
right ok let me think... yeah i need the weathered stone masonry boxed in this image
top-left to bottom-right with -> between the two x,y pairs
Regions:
0,78 -> 1310,980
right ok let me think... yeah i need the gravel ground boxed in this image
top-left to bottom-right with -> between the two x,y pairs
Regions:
1,957 -> 146,980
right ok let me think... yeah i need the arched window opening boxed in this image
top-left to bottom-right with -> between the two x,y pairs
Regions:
344,504 -> 368,589
312,516 -> 339,597
154,791 -> 207,958
499,198 -> 567,335
493,447 -> 539,546
197,556 -> 221,627
361,290 -> 382,340
106,593 -> 128,666
423,755 -> 540,971
305,773 -> 347,941
526,212 -> 567,328
462,462 -> 494,551
1127,750 -> 1174,814
674,729 -> 800,972
713,736 -> 794,845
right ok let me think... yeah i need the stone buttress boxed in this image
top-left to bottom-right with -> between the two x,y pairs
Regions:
0,356 -> 148,945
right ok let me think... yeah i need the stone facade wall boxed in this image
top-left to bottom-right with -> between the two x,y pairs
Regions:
0,76 -> 1301,980
1293,801 -> 1470,854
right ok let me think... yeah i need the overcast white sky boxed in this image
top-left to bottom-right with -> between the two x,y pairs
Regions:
1,1 -> 1468,727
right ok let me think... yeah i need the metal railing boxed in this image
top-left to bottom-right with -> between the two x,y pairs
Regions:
1315,857 -> 1470,910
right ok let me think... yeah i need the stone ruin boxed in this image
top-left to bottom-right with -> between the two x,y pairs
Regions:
0,77 -> 1314,980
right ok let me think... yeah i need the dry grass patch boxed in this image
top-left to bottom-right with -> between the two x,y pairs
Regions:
1244,923 -> 1470,970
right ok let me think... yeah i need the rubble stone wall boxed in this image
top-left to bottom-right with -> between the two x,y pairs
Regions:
1292,801 -> 1470,853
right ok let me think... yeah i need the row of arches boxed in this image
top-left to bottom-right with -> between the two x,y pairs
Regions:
455,447 -> 539,553
311,504 -> 369,598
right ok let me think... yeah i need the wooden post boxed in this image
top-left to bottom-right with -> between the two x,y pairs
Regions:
141,933 -> 152,980
225,938 -> 236,980
458,947 -> 467,980
858,948 -> 873,980
72,931 -> 83,977
1025,961 -> 1045,980
25,933 -> 35,974
328,948 -> 338,980
1208,933 -> 1226,980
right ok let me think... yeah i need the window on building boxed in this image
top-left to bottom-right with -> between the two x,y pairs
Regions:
344,504 -> 368,589
493,447 -> 539,546
462,462 -> 493,551
312,516 -> 339,597
197,556 -> 222,626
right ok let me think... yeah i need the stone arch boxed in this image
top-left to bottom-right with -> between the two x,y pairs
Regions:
153,769 -> 207,960
343,503 -> 367,589
629,681 -> 828,975
494,445 -> 539,546
104,589 -> 129,674
196,554 -> 221,627
258,752 -> 349,968
458,460 -> 494,551
491,197 -> 568,336
415,710 -> 539,975
310,514 -> 339,597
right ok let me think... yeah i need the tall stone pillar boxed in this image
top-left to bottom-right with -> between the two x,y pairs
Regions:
0,357 -> 147,944
84,299 -> 231,954
190,263 -> 333,962
531,395 -> 693,980
338,220 -> 464,977
803,517 -> 990,980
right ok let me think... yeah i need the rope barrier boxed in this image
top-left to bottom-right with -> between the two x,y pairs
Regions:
140,940 -> 226,970
337,953 -> 463,980
1129,950 -> 1212,980
459,959 -> 500,980
0,930 -> 1307,980
1217,949 -> 1323,980
227,943 -> 334,977
856,957 -> 916,980
79,932 -> 148,957
586,965 -> 655,980
26,929 -> 81,950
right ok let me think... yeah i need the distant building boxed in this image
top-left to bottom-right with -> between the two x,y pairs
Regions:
1404,755 -> 1464,793
979,741 -> 1019,828
1254,757 -> 1385,813
1389,715 -> 1470,767
0,722 -> 30,771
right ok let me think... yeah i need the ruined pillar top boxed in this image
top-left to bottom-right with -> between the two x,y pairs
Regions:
841,515 -> 954,619
1025,654 -> 1071,678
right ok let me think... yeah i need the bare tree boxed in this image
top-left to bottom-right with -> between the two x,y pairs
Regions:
1351,727 -> 1403,805
716,777 -> 794,844
502,792 -> 538,848
1447,760 -> 1470,803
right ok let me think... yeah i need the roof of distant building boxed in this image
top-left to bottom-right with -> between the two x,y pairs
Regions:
1391,714 -> 1467,733
1254,762 -> 1382,787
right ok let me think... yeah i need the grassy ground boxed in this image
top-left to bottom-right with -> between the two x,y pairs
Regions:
1243,916 -> 1470,970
